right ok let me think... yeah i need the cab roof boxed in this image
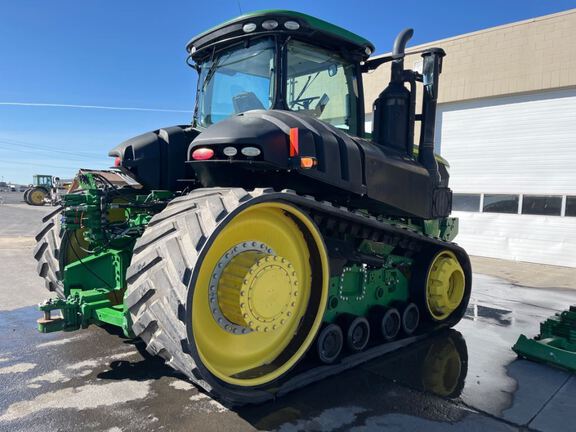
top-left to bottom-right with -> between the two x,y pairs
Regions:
186,10 -> 375,62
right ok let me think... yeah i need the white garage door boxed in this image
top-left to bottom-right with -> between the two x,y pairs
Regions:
436,88 -> 576,267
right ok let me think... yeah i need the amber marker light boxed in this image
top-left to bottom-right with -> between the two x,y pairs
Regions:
289,128 -> 299,157
300,157 -> 317,169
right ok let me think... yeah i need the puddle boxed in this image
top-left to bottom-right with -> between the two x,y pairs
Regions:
362,330 -> 468,399
465,303 -> 513,326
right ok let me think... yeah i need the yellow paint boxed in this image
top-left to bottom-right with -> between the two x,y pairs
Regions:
192,201 -> 329,386
218,252 -> 300,333
425,250 -> 465,321
29,189 -> 47,205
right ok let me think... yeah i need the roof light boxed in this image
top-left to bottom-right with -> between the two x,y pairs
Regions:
365,46 -> 372,56
243,22 -> 257,33
191,148 -> 214,160
284,21 -> 300,30
223,146 -> 238,157
190,46 -> 196,54
114,157 -> 121,167
262,20 -> 278,30
241,147 -> 261,157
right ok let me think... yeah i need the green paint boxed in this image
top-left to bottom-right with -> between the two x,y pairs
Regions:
513,306 -> 576,372
187,10 -> 374,54
323,256 -> 412,323
38,174 -> 174,337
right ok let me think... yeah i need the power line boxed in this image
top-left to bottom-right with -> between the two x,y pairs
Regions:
0,142 -> 102,161
0,159 -> 107,170
0,102 -> 192,113
0,137 -> 102,156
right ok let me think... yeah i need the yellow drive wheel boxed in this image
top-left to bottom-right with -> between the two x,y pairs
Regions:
425,250 -> 465,321
29,188 -> 47,206
192,201 -> 329,387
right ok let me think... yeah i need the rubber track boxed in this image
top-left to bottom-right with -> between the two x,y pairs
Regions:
125,187 -> 472,405
33,208 -> 65,298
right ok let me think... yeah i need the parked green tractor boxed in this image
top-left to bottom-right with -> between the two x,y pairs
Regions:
35,10 -> 472,404
24,174 -> 53,206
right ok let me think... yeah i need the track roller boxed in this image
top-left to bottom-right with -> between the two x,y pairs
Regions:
401,303 -> 420,335
340,315 -> 370,352
377,307 -> 401,341
316,323 -> 343,364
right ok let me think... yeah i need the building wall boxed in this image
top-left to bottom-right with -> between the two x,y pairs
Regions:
436,88 -> 576,267
363,9 -> 576,111
362,9 -> 576,267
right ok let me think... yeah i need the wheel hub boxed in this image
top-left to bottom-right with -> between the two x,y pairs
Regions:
209,242 -> 300,334
427,252 -> 465,320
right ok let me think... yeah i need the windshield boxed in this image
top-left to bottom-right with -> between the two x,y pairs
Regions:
196,38 -> 275,127
286,40 -> 359,134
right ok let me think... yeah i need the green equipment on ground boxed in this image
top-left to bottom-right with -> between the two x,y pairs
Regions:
34,10 -> 472,404
513,306 -> 576,373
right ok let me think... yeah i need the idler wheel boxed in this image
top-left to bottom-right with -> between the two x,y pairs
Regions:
402,303 -> 420,335
316,323 -> 343,364
380,307 -> 401,341
345,316 -> 370,352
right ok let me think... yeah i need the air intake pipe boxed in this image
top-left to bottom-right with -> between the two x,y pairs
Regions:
418,48 -> 445,186
372,29 -> 414,155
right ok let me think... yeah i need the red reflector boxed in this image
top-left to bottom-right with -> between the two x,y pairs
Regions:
192,148 -> 214,160
114,157 -> 121,167
289,128 -> 299,157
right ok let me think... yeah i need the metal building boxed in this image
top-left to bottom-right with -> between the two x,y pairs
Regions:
364,9 -> 576,267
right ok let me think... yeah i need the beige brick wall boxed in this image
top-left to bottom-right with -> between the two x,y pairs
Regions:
363,9 -> 576,113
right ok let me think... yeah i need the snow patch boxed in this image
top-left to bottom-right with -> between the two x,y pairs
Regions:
37,334 -> 87,348
169,380 -> 194,391
0,380 -> 152,422
0,362 -> 36,374
29,370 -> 69,384
278,406 -> 367,432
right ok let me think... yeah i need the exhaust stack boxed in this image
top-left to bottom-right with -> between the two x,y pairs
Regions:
372,29 -> 414,156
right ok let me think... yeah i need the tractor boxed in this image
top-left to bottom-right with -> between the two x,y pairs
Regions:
34,10 -> 471,404
24,174 -> 69,206
24,174 -> 53,206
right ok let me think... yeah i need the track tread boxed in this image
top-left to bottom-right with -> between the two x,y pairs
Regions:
126,188 -> 248,401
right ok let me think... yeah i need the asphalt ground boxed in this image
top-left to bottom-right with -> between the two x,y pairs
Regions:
0,190 -> 575,432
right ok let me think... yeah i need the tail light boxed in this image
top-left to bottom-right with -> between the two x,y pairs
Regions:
191,148 -> 214,160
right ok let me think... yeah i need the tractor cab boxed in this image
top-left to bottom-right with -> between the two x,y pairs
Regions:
187,10 -> 373,137
33,174 -> 53,188
111,10 -> 451,219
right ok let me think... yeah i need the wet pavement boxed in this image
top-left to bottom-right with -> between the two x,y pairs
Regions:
0,197 -> 575,432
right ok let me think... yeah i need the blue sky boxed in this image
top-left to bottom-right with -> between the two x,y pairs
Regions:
1,0 -> 575,184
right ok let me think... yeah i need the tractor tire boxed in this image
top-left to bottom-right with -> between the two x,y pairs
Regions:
33,208 -> 88,299
23,188 -> 31,204
34,209 -> 65,298
28,187 -> 48,206
125,188 -> 329,403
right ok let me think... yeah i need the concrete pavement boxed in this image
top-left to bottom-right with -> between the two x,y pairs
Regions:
0,193 -> 574,432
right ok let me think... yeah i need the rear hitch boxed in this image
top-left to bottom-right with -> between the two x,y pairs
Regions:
37,297 -> 82,333
37,289 -> 133,337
